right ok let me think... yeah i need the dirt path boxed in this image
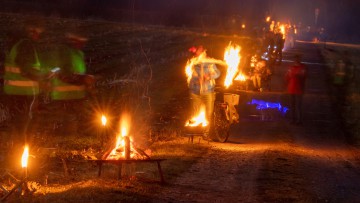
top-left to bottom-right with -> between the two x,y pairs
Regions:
153,42 -> 360,202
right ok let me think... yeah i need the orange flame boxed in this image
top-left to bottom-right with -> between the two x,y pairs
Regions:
21,145 -> 29,168
185,51 -> 226,84
185,105 -> 208,127
266,16 -> 270,22
224,42 -> 241,88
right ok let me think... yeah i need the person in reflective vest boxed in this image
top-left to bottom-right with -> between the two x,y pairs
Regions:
50,33 -> 91,101
3,26 -> 45,96
3,24 -> 55,114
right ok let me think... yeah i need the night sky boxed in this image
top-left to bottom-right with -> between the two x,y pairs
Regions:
0,0 -> 359,42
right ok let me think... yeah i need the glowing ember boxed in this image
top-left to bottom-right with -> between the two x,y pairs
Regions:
223,42 -> 241,88
266,16 -> 270,22
21,145 -> 29,168
185,105 -> 208,127
101,115 -> 107,126
105,114 -> 147,160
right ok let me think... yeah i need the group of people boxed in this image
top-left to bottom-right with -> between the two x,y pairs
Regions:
2,20 -> 94,116
186,44 -> 307,130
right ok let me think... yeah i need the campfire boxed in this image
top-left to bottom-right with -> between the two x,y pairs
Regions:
91,113 -> 166,183
102,114 -> 149,160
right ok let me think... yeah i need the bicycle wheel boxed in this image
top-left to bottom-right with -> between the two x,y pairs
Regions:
210,103 -> 231,143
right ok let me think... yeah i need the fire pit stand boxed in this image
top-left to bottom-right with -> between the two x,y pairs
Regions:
91,159 -> 166,184
184,125 -> 208,143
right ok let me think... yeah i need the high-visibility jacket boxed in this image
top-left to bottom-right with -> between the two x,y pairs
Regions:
3,39 -> 41,95
50,46 -> 86,100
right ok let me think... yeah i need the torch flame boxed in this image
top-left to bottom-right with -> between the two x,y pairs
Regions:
223,42 -> 241,88
21,145 -> 29,168
185,105 -> 208,127
101,115 -> 107,126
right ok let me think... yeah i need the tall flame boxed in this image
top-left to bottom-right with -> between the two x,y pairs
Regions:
106,113 -> 132,160
223,42 -> 241,88
185,105 -> 208,127
21,145 -> 29,168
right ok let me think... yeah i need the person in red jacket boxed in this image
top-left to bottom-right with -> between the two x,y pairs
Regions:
285,54 -> 307,125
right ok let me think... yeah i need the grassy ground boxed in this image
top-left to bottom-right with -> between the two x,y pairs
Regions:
0,13 -> 244,201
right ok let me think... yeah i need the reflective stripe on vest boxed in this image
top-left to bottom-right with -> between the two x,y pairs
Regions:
4,79 -> 39,87
5,66 -> 21,73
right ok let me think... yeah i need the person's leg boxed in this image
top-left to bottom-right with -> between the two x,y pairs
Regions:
203,92 -> 216,122
203,92 -> 216,134
290,94 -> 296,123
190,93 -> 202,116
252,76 -> 257,90
296,94 -> 303,124
257,75 -> 262,90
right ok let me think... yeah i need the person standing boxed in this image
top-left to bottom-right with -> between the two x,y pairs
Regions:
285,55 -> 307,125
3,22 -> 53,114
188,46 -> 221,135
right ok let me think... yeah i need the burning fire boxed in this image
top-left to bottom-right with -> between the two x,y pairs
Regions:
223,42 -> 241,88
185,51 -> 207,84
185,50 -> 226,84
21,145 -> 29,168
185,105 -> 208,127
105,114 -> 147,160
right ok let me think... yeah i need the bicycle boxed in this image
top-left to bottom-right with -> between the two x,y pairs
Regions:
209,91 -> 240,143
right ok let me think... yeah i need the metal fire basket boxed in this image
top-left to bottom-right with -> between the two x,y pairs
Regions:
184,125 -> 207,143
91,159 -> 166,184
90,148 -> 166,184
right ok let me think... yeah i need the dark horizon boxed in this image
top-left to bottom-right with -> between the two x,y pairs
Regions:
0,0 -> 359,43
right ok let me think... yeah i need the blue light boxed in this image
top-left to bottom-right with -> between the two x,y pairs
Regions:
247,99 -> 289,115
